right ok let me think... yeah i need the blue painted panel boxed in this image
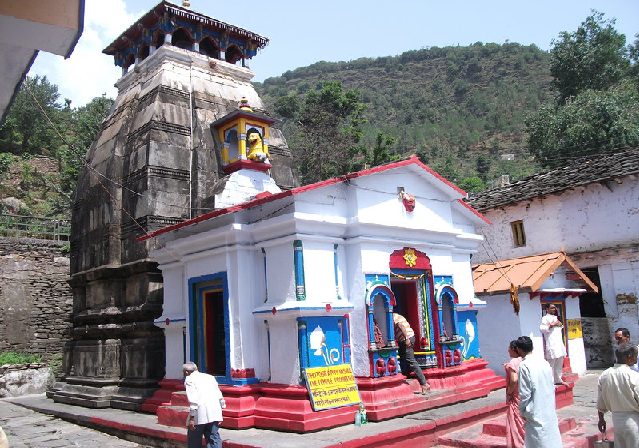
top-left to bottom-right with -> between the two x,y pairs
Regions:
298,316 -> 346,368
366,274 -> 390,286
457,310 -> 480,360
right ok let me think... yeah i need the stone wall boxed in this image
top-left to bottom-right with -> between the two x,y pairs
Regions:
0,237 -> 72,362
581,317 -> 615,368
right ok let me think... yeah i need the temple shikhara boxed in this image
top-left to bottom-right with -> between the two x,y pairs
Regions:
51,0 -> 521,433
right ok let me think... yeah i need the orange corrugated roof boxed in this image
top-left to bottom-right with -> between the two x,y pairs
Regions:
472,251 -> 598,295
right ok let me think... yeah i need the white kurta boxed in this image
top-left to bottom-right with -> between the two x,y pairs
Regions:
597,363 -> 639,448
519,354 -> 562,448
539,314 -> 566,360
185,371 -> 224,425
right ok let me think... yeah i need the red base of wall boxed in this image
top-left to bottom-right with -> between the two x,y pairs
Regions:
148,359 -> 508,433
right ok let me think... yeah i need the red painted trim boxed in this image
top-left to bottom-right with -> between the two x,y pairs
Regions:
222,160 -> 272,174
389,247 -> 432,271
138,155 -> 476,242
231,368 -> 256,379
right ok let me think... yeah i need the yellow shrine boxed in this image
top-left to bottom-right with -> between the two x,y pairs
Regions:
211,98 -> 276,174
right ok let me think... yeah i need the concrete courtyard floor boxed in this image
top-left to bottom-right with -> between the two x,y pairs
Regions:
0,369 -> 610,448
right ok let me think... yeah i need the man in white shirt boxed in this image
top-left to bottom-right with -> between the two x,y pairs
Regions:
615,327 -> 639,372
183,362 -> 225,448
539,303 -> 567,385
597,342 -> 639,448
516,336 -> 562,448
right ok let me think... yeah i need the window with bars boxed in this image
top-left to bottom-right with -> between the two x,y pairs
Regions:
510,220 -> 526,247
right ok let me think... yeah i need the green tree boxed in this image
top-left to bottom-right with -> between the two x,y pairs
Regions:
54,96 -> 114,198
370,132 -> 394,166
550,11 -> 630,104
0,75 -> 63,155
475,154 -> 492,182
458,176 -> 485,193
71,96 -> 113,153
278,81 -> 365,184
526,80 -> 639,168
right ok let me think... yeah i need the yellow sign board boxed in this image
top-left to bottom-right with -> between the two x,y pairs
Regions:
304,364 -> 360,411
567,319 -> 583,339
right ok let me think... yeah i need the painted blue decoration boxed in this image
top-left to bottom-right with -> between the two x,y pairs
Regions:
294,240 -> 306,300
298,317 -> 347,369
457,311 -> 480,360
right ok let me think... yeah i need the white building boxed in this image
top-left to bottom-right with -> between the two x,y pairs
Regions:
473,251 -> 598,378
467,147 -> 639,367
142,154 -> 504,431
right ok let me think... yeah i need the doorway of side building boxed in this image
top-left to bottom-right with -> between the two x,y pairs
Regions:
577,267 -> 614,367
540,300 -> 568,356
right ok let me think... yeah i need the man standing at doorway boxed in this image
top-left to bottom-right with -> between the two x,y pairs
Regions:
615,328 -> 639,372
516,336 -> 562,448
597,342 -> 639,447
393,313 -> 430,394
540,303 -> 567,385
183,362 -> 225,448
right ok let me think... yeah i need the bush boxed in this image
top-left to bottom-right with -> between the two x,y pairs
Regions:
0,352 -> 42,365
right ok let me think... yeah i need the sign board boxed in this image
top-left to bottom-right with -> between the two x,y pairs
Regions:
304,364 -> 360,411
567,319 -> 582,339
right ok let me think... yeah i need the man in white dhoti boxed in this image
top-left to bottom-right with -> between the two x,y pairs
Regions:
183,362 -> 225,448
539,303 -> 567,385
517,336 -> 562,448
597,342 -> 639,448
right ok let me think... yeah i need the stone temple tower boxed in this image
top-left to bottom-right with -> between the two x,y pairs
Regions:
50,1 -> 298,409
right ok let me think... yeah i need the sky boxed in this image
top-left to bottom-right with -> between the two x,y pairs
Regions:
29,0 -> 639,108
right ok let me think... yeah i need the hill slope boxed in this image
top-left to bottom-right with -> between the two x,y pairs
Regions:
256,42 -> 554,187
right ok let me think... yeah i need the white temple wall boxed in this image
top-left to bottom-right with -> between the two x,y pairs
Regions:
476,293 -> 524,375
227,246 -> 263,372
343,242 -> 369,377
263,241 -> 296,306
302,239 -> 341,303
449,252 -> 477,304
158,263 -> 187,379
295,184 -> 349,220
267,317 -> 302,384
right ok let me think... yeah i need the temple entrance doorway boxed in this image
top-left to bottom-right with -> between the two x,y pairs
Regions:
391,280 -> 424,350
190,277 -> 228,377
202,289 -> 227,375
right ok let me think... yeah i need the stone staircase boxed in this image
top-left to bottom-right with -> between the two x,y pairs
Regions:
436,411 -> 612,447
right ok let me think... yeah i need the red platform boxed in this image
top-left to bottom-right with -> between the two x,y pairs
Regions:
145,359 -> 507,433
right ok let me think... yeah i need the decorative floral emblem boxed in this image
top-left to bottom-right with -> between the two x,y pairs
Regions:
403,248 -> 418,267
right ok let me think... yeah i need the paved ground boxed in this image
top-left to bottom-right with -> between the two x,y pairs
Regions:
0,400 -> 152,448
0,369 -> 608,448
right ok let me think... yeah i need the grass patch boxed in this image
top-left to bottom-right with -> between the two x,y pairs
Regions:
0,352 -> 42,365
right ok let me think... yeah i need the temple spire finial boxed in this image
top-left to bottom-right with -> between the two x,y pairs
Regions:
239,97 -> 253,112
183,0 -> 191,8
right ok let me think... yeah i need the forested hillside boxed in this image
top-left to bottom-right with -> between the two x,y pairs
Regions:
256,42 -> 554,187
2,12 -> 635,219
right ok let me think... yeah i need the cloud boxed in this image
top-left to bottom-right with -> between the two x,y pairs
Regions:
29,0 -> 137,107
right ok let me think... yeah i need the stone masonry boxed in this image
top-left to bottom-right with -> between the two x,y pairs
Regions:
0,237 -> 72,362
